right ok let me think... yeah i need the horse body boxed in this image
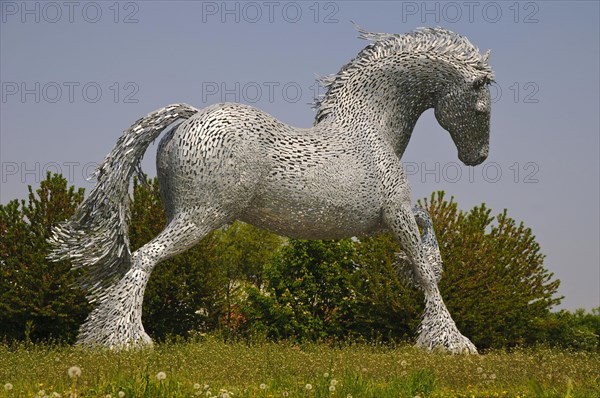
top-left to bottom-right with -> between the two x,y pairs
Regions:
158,103 -> 387,240
49,27 -> 494,353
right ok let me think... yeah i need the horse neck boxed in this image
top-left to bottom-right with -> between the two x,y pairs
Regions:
314,55 -> 453,158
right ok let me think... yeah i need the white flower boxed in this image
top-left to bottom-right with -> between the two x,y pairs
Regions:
330,379 -> 338,386
259,383 -> 267,390
4,383 -> 13,391
118,392 -> 125,398
217,384 -> 232,398
305,383 -> 313,390
194,383 -> 201,390
68,366 -> 82,378
156,371 -> 167,381
329,385 -> 336,392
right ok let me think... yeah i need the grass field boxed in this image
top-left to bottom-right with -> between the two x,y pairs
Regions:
1,337 -> 598,398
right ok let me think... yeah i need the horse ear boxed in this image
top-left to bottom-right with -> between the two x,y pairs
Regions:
482,49 -> 491,63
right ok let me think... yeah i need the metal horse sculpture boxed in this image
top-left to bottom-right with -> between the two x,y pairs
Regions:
49,27 -> 494,353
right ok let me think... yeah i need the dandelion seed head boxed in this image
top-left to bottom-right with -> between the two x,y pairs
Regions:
156,371 -> 167,381
194,383 -> 201,390
38,389 -> 46,396
51,393 -> 61,398
282,392 -> 289,397
324,372 -> 330,378
329,385 -> 336,392
118,392 -> 125,398
330,379 -> 338,386
476,367 -> 483,374
68,366 -> 82,378
105,395 -> 112,398
305,383 -> 313,390
259,383 -> 267,390
4,383 -> 13,391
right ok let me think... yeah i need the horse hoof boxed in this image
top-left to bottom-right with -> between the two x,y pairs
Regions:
77,329 -> 153,350
416,328 -> 478,354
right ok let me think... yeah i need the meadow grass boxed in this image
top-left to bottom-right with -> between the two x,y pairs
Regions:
0,337 -> 598,398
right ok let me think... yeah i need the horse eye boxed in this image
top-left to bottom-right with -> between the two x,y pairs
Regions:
472,78 -> 486,89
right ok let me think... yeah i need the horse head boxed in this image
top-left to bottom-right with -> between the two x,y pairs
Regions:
434,50 -> 494,166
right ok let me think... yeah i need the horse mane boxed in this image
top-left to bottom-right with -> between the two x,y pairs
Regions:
314,26 -> 494,123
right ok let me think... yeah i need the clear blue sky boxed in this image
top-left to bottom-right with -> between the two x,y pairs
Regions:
1,1 -> 598,311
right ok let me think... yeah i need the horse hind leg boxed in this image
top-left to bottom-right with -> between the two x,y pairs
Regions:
77,208 -> 227,349
386,204 -> 476,354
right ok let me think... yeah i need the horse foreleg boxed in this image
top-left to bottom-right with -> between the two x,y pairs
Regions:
385,204 -> 477,354
394,207 -> 443,286
78,209 -> 225,349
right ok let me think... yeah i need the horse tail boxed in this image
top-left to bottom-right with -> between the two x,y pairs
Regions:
48,103 -> 199,296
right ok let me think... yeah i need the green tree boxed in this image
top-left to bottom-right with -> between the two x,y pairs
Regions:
532,307 -> 600,351
350,233 -> 422,342
420,191 -> 562,349
243,239 -> 356,341
0,173 -> 90,342
243,235 -> 422,344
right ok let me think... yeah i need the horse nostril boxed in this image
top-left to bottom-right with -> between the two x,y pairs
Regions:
475,153 -> 488,165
